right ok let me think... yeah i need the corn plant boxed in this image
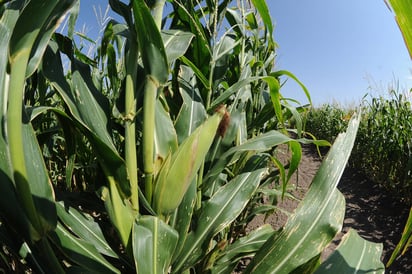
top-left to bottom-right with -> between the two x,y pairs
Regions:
305,104 -> 353,144
385,0 -> 412,266
0,0 -> 384,272
352,91 -> 412,199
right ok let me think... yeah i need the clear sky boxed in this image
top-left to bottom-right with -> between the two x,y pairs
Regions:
269,0 -> 412,106
75,0 -> 412,106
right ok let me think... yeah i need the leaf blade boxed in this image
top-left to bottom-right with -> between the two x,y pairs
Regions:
245,113 -> 361,273
315,229 -> 384,274
133,216 -> 179,273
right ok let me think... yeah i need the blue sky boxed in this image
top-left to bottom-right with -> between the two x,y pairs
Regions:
75,0 -> 412,106
269,1 -> 412,106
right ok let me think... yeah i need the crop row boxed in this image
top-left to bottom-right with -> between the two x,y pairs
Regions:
305,90 -> 412,203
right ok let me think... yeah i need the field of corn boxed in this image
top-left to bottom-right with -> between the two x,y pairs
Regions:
0,0 -> 410,273
305,90 -> 412,204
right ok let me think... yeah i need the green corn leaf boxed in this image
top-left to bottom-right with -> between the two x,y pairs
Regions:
56,202 -> 118,258
42,43 -> 136,242
281,101 -> 305,138
315,229 -> 384,273
174,65 -> 208,144
284,141 -> 302,195
250,0 -> 273,41
133,216 -> 179,274
212,224 -> 275,274
0,0 -> 37,242
204,130 -> 306,186
71,58 -> 131,198
162,30 -> 195,64
153,109 -> 225,215
52,223 -> 120,274
6,0 -> 75,240
170,178 -> 197,262
247,189 -> 345,274
100,181 -> 135,249
271,70 -> 312,106
387,0 -> 412,59
209,76 -> 270,111
0,0 -> 22,104
22,122 -> 57,235
154,100 -> 178,172
132,0 -> 168,84
212,35 -> 241,82
8,0 -> 75,63
173,156 -> 267,272
42,43 -> 131,199
0,155 -> 38,242
26,0 -> 77,77
245,113 -> 361,274
180,56 -> 211,90
387,206 -> 412,266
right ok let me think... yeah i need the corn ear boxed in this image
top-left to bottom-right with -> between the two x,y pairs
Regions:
153,107 -> 227,215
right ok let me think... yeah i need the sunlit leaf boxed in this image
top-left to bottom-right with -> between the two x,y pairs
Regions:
173,156 -> 267,272
162,30 -> 194,64
153,110 -> 225,215
387,0 -> 412,59
132,0 -> 168,83
133,216 -> 178,273
245,113 -> 361,273
315,229 -> 384,273
387,206 -> 412,266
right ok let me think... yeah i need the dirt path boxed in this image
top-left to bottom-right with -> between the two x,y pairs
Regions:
248,144 -> 411,273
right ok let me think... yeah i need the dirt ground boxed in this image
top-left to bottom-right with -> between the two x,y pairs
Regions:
247,144 -> 411,273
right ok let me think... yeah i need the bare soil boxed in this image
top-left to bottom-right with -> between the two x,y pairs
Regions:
247,144 -> 411,273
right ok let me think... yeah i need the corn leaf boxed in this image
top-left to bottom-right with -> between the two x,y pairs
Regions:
209,76 -> 278,111
162,30 -> 194,64
6,0 -> 75,240
212,224 -> 275,274
387,206 -> 412,266
387,0 -> 412,59
22,122 -> 57,234
315,229 -> 384,273
180,55 -> 211,90
100,181 -> 135,248
42,43 -> 131,199
153,110 -> 224,215
271,70 -> 312,106
56,202 -> 118,258
173,156 -> 267,272
283,140 -> 302,195
132,0 -> 168,84
174,65 -> 208,144
52,223 -> 120,274
25,0 -> 76,77
204,130 -> 305,186
170,178 -> 197,262
0,0 -> 37,242
154,100 -> 178,171
132,216 -> 179,273
8,0 -> 75,63
250,0 -> 273,41
0,0 -> 22,101
245,113 -> 361,273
